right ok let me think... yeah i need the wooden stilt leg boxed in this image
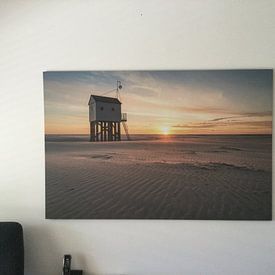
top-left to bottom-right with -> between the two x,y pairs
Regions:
105,122 -> 108,141
112,122 -> 115,141
90,122 -> 92,141
90,122 -> 95,142
113,122 -> 115,141
118,123 -> 121,141
103,122 -> 106,141
96,122 -> 99,141
100,122 -> 103,141
114,122 -> 117,141
108,122 -> 111,141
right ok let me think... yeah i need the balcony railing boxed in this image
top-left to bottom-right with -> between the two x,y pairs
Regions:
121,113 -> 127,122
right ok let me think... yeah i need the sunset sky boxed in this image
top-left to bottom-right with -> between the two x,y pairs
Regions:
44,70 -> 273,135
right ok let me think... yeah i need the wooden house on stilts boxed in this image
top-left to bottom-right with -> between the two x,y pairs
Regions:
88,95 -> 130,142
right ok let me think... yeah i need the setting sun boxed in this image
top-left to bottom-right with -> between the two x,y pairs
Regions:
161,126 -> 170,135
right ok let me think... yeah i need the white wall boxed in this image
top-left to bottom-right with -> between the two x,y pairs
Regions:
0,1 -> 274,274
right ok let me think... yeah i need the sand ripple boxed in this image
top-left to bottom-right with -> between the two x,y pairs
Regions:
45,136 -> 271,220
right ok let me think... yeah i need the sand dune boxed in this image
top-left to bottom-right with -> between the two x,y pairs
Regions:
45,135 -> 272,220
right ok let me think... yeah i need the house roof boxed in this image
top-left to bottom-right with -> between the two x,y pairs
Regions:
88,95 -> 121,105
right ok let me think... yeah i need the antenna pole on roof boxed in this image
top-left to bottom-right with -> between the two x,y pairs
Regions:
116,81 -> 122,100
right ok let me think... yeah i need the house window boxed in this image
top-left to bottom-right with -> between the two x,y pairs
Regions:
100,107 -> 104,111
112,107 -> 115,111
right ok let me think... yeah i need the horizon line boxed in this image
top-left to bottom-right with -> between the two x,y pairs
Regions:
45,133 -> 272,136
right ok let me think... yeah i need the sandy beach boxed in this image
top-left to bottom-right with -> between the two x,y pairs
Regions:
45,135 -> 272,220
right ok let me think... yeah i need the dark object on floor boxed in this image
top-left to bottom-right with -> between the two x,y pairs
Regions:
63,254 -> 72,275
63,254 -> 83,275
0,222 -> 24,275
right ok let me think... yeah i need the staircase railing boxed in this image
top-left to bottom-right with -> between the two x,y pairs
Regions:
122,121 -> 130,140
121,113 -> 127,122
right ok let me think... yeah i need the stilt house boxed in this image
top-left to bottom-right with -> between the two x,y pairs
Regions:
88,95 -> 128,141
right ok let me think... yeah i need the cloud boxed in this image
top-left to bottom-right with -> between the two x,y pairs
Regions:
173,123 -> 217,129
128,85 -> 160,97
209,111 -> 272,122
241,111 -> 272,117
173,120 -> 272,129
179,106 -> 228,114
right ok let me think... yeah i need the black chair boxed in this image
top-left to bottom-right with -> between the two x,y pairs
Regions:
0,222 -> 24,275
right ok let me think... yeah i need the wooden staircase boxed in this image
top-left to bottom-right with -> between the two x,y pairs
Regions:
122,121 -> 130,141
121,113 -> 130,140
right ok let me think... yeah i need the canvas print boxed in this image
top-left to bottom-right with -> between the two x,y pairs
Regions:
44,70 -> 272,220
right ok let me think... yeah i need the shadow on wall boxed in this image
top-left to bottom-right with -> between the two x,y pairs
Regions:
23,223 -> 99,275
